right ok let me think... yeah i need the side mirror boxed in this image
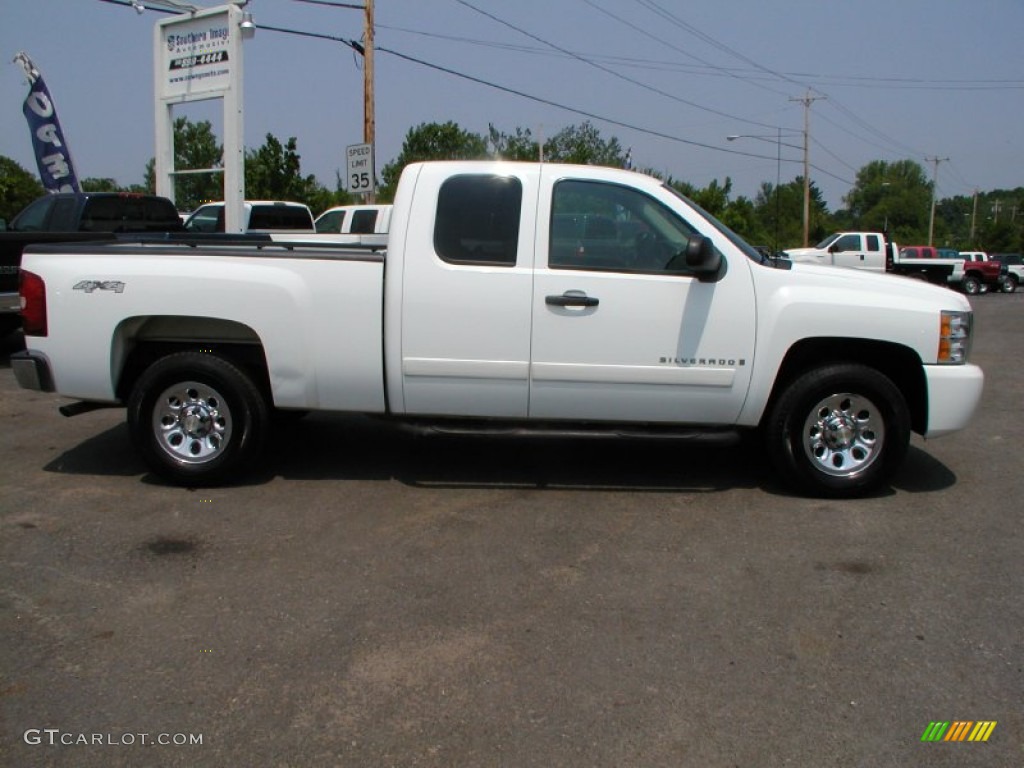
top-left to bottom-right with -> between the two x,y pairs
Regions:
683,234 -> 721,276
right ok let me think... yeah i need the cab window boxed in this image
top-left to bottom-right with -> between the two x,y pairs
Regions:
434,175 -> 522,266
315,210 -> 343,233
833,234 -> 861,252
185,205 -> 222,233
11,196 -> 53,231
549,179 -> 698,273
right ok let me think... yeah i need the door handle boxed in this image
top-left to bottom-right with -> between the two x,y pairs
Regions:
546,291 -> 599,308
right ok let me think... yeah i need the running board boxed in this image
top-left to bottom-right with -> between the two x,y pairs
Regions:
397,419 -> 741,445
59,401 -> 122,418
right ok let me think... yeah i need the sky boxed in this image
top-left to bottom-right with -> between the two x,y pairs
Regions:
1,0 -> 1022,211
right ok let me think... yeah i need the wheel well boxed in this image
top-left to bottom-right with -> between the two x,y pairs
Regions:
765,338 -> 927,435
114,316 -> 271,402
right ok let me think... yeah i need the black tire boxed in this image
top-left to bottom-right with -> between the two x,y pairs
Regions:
1000,275 -> 1017,294
127,352 -> 269,486
961,275 -> 981,295
764,364 -> 910,498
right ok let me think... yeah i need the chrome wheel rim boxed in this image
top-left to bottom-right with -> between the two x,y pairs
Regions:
802,392 -> 884,478
152,380 -> 232,464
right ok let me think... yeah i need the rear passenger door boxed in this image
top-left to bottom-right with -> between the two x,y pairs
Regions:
396,166 -> 538,418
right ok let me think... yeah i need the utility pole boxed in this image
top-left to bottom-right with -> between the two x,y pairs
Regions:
363,0 -> 375,202
790,90 -> 824,247
970,189 -> 978,245
925,155 -> 948,246
991,200 -> 1003,224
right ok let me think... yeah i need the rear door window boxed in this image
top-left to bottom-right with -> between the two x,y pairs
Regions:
433,175 -> 522,266
349,209 -> 378,234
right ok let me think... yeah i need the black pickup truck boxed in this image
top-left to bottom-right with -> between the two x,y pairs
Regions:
0,192 -> 183,335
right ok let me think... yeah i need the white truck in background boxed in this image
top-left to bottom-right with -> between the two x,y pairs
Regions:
783,232 -> 892,271
12,162 -> 983,498
784,232 -> 1009,293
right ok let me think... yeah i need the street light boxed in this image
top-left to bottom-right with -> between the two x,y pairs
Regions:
727,130 -> 802,255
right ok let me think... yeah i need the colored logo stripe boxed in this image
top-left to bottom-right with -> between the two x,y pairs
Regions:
921,721 -> 996,742
968,721 -> 997,742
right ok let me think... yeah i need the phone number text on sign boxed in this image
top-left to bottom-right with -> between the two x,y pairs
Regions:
170,51 -> 229,70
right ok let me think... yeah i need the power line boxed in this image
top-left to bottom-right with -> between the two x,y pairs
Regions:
579,0 -> 792,98
376,23 -> 1024,91
292,0 -> 365,8
452,0 -> 781,131
631,0 -> 807,91
376,45 -> 788,162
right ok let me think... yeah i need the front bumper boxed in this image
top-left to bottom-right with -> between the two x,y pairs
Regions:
11,350 -> 55,392
923,363 -> 984,438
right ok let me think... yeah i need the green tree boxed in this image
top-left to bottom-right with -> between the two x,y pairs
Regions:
843,159 -> 931,242
80,177 -> 121,192
487,124 -> 539,161
721,196 -> 770,248
0,155 -> 45,222
543,121 -> 623,166
144,117 -> 223,211
379,121 -> 488,199
245,133 -> 335,213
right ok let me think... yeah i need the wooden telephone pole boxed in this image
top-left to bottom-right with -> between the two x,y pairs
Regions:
790,90 -> 824,247
363,0 -> 375,202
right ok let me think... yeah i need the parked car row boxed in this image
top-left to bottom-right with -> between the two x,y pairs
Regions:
782,232 -> 1015,295
898,246 -> 1009,295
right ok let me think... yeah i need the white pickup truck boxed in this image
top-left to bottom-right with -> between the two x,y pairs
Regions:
12,162 -> 984,497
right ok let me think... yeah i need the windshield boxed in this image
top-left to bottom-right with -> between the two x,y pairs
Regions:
663,185 -> 764,263
814,233 -> 841,250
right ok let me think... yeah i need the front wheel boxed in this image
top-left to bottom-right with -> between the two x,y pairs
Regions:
128,352 -> 269,486
961,275 -> 982,295
765,364 -> 910,498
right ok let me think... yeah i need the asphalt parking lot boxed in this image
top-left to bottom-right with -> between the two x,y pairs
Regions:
1,293 -> 1022,767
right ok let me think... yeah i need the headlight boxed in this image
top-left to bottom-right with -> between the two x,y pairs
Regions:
938,310 -> 972,364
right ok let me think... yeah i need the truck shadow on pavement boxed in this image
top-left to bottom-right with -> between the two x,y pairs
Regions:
42,412 -> 957,497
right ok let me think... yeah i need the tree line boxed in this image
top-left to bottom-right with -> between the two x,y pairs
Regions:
2,117 -> 1021,252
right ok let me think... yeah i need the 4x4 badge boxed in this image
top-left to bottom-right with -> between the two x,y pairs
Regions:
73,280 -> 125,294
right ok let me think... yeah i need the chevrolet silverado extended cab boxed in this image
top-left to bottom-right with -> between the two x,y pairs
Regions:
12,162 -> 984,497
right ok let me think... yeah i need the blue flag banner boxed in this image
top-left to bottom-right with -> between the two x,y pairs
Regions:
15,52 -> 81,194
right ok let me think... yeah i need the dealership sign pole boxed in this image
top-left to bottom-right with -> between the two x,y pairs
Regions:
154,3 -> 248,232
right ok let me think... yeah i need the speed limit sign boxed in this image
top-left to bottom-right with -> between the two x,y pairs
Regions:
346,143 -> 375,194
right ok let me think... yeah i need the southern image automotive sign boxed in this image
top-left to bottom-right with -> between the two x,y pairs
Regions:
157,8 -> 234,101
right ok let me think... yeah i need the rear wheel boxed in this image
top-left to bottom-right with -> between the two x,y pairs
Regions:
128,352 -> 269,485
765,364 -> 910,497
1001,275 -> 1017,294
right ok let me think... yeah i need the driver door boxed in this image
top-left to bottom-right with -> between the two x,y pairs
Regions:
528,171 -> 756,425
